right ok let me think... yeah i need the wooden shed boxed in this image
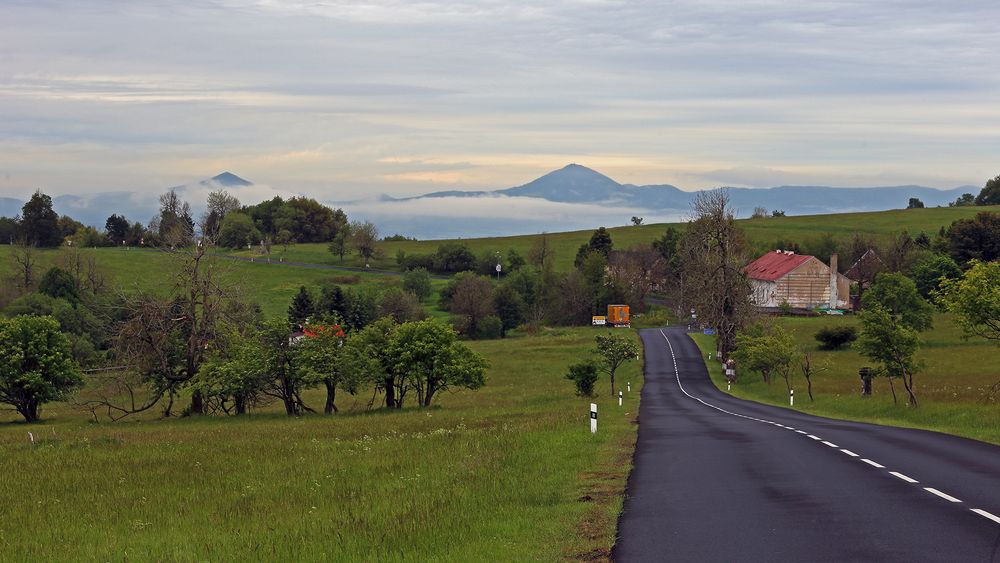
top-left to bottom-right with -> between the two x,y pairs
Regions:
745,250 -> 853,310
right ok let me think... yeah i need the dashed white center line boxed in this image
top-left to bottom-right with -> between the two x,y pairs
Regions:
861,459 -> 885,468
807,434 -> 822,440
925,488 -> 962,503
821,441 -> 839,448
971,509 -> 1000,524
795,430 -> 807,434
840,449 -> 859,457
890,471 -> 919,483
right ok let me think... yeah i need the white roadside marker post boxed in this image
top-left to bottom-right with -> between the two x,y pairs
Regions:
590,403 -> 598,434
28,432 -> 34,445
618,390 -> 623,406
790,389 -> 795,406
627,382 -> 631,393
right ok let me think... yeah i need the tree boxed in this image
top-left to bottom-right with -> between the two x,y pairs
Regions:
449,275 -> 495,338
258,318 -> 314,416
297,324 -> 350,414
507,249 -> 526,271
402,267 -> 433,301
38,267 -> 80,303
733,325 -> 798,392
275,229 -> 293,251
944,211 -> 1000,266
217,212 -> 261,248
202,190 -> 242,241
288,286 -> 316,326
528,233 -> 555,271
911,254 -> 961,299
575,227 -> 613,266
378,289 -> 425,323
975,174 -> 1000,206
938,260 -> 1000,344
20,191 -> 61,247
0,315 -> 83,422
105,214 -> 130,244
155,189 -> 194,246
317,285 -> 347,320
631,216 -> 644,226
862,273 -> 933,332
856,304 -> 922,407
950,193 -> 976,207
907,197 -> 925,209
0,216 -> 19,244
95,243 -> 246,418
492,284 -> 524,337
593,333 -> 639,395
565,361 -> 599,397
433,242 -> 477,274
679,190 -> 754,358
10,242 -> 37,290
606,244 -> 667,312
350,220 -> 380,267
328,229 -> 349,263
387,319 -> 487,407
799,353 -> 828,402
341,318 -> 400,408
751,207 -> 768,219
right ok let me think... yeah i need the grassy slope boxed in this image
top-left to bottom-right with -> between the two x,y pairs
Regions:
689,312 -> 1000,446
225,206 -> 997,272
0,327 -> 643,561
0,247 -> 447,318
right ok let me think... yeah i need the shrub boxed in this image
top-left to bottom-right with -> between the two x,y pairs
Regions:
565,361 -> 599,397
476,315 -> 503,340
402,267 -> 433,301
814,325 -> 858,350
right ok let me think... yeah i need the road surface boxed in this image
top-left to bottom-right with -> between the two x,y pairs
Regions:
614,326 -> 1000,562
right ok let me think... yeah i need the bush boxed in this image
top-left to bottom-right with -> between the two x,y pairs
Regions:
814,325 -> 858,350
565,361 -> 599,397
476,315 -> 503,340
402,267 -> 433,301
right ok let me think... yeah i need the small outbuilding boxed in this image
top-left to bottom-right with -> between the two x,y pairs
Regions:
745,250 -> 853,310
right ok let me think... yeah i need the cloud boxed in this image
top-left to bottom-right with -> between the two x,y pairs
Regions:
0,0 -> 997,200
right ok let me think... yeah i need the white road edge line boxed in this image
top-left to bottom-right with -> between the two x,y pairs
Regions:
861,459 -> 885,468
840,449 -> 859,457
890,471 -> 919,483
925,488 -> 962,503
821,441 -> 839,448
971,509 -> 1000,524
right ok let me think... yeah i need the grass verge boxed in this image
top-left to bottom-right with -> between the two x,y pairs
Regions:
690,314 -> 1000,446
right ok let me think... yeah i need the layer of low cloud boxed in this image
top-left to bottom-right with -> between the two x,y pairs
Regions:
1,0 -> 998,201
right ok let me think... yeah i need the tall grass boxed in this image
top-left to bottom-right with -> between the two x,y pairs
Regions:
0,327 -> 643,561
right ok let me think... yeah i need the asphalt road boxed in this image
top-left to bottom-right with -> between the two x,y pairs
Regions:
614,326 -> 1000,562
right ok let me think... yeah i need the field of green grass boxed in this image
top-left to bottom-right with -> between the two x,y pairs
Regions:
691,312 -> 1000,446
0,327 -> 643,561
225,206 -> 997,272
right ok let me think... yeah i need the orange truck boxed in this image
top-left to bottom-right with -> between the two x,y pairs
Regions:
607,304 -> 630,328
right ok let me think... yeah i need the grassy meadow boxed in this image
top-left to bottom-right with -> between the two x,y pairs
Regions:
0,246 -> 447,318
691,313 -> 1000,445
224,206 -> 997,272
0,327 -> 642,561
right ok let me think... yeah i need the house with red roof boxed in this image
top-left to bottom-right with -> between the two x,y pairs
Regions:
745,250 -> 853,309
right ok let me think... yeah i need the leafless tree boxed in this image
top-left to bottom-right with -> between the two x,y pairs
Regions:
10,242 -> 36,290
679,190 -> 755,358
606,244 -> 667,312
87,242 -> 250,419
528,233 -> 555,271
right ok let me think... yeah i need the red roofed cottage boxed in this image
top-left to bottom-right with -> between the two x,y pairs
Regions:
745,250 -> 853,309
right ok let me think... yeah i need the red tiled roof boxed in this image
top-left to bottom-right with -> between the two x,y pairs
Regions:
745,251 -> 813,282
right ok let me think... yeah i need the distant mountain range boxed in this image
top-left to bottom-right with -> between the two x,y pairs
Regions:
0,165 -> 980,240
399,163 -> 975,215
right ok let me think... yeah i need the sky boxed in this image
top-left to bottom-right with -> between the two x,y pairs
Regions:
1,0 -> 998,202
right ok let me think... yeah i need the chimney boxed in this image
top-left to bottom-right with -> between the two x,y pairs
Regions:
829,253 -> 838,308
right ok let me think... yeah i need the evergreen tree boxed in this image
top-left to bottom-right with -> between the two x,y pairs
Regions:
288,286 -> 316,326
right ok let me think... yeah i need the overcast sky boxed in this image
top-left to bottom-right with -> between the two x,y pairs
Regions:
1,0 -> 998,200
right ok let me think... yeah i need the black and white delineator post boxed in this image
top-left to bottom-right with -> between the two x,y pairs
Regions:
590,403 -> 598,433
790,389 -> 795,406
618,390 -> 623,406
